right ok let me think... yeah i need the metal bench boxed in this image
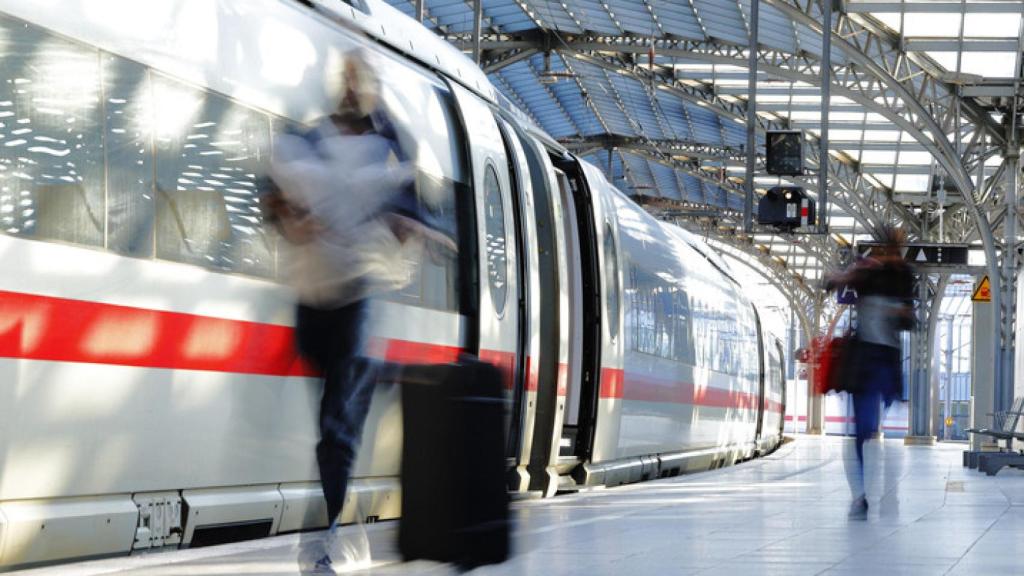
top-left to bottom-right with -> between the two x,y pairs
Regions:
964,397 -> 1024,475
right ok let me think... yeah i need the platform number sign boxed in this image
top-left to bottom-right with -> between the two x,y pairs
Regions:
836,285 -> 857,305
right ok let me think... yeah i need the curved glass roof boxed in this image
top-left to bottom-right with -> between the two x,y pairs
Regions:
384,0 -> 1019,288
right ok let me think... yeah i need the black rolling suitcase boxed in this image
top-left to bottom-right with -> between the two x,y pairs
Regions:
398,354 -> 510,569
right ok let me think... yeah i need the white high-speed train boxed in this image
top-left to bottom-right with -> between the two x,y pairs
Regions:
0,0 -> 785,569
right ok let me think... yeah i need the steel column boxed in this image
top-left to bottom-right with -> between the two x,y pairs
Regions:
743,0 -> 759,233
1000,149 -> 1019,412
415,0 -> 424,22
818,0 -> 832,234
807,296 -> 825,435
472,0 -> 483,65
944,316 -> 954,440
971,295 -> 996,452
906,275 -> 947,444
908,277 -> 932,441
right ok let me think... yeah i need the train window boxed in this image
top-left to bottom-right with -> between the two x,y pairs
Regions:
483,164 -> 508,316
103,55 -> 155,257
672,289 -> 694,364
152,74 -> 274,277
369,60 -> 464,312
0,17 -> 105,247
604,222 -> 620,340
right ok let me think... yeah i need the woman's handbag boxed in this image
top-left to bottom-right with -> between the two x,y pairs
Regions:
813,332 -> 855,395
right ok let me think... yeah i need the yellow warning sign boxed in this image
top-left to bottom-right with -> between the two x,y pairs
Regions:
972,275 -> 991,302
945,416 -> 954,427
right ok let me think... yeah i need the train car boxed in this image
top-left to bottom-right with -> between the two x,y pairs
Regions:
0,0 -> 785,569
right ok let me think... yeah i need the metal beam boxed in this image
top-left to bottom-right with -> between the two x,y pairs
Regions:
819,0 -> 832,234
904,38 -> 1021,52
457,30 -> 985,238
472,0 -> 482,65
846,1 -> 1023,14
560,136 -> 745,163
745,0 -> 760,233
567,50 -> 910,236
483,48 -> 538,73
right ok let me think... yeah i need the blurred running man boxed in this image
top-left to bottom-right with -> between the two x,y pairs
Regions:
266,50 -> 452,573
826,226 -> 914,519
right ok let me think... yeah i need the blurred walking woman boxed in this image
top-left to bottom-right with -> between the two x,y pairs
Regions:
826,226 -> 914,518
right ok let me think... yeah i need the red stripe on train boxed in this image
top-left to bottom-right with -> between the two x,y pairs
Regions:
0,289 -> 784,414
601,368 -> 782,412
0,289 -> 314,376
0,289 -> 463,375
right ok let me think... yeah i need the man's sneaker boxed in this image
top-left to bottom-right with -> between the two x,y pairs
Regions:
848,495 -> 869,519
298,542 -> 336,575
323,522 -> 372,570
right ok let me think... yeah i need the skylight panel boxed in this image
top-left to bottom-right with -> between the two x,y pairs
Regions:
673,63 -> 714,72
787,110 -> 821,120
903,13 -> 961,37
894,174 -> 930,192
755,94 -> 792,103
830,216 -> 857,229
865,130 -> 900,142
872,13 -> 903,33
861,150 -> 899,164
830,129 -> 865,141
963,13 -> 1021,38
831,112 -> 867,122
960,51 -> 1017,77
898,151 -> 934,165
925,51 -> 959,71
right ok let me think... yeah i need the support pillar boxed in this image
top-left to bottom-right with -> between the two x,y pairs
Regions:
806,297 -> 825,435
472,0 -> 482,65
999,149 -> 1019,414
818,0 -> 832,234
906,275 -> 946,445
742,0 -> 759,233
971,295 -> 995,452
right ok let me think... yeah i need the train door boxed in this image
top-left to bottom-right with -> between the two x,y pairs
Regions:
555,168 -> 585,457
776,340 -> 787,438
494,116 -> 543,491
552,158 -> 602,462
753,307 -> 767,451
447,83 -> 526,470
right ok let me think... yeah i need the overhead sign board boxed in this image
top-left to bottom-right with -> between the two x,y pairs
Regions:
972,275 -> 991,302
766,131 -> 804,176
855,242 -> 969,266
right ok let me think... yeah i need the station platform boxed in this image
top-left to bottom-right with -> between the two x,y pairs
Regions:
16,435 -> 1024,576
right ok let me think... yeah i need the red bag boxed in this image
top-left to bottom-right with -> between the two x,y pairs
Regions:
812,334 -> 849,395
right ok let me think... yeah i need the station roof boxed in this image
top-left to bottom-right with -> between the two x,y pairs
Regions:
384,0 -> 1020,302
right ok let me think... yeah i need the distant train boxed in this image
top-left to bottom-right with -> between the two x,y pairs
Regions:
0,0 -> 784,569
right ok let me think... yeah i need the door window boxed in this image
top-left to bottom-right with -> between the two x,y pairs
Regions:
483,164 -> 508,316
